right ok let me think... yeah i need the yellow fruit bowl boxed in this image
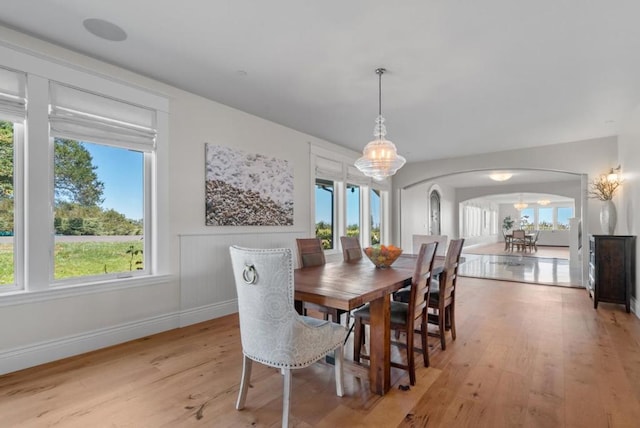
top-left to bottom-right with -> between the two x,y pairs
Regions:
363,245 -> 403,268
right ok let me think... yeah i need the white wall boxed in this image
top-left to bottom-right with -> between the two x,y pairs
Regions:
399,181 -> 456,250
618,104 -> 640,314
0,27 -> 358,374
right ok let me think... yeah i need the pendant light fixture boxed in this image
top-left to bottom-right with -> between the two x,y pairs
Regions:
514,194 -> 528,211
355,68 -> 406,181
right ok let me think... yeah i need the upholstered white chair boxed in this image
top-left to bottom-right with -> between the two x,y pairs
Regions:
413,234 -> 448,257
229,245 -> 345,428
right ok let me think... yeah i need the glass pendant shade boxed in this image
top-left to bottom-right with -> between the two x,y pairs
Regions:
355,68 -> 405,180
514,195 -> 528,210
355,137 -> 406,181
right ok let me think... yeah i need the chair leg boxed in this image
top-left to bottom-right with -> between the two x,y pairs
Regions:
282,368 -> 291,428
406,328 -> 416,386
236,355 -> 252,410
450,304 -> 456,341
353,318 -> 364,362
421,318 -> 429,367
334,345 -> 344,397
439,309 -> 446,350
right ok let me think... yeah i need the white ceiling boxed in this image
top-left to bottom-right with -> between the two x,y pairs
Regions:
1,1 -> 639,163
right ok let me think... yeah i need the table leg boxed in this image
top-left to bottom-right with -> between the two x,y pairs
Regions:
368,294 -> 391,395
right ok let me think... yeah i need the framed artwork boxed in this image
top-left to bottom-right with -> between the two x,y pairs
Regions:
205,144 -> 293,226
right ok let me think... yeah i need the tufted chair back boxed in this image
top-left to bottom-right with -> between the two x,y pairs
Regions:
229,245 -> 345,427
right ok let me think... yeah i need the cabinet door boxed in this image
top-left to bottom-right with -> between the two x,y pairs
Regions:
596,238 -> 626,302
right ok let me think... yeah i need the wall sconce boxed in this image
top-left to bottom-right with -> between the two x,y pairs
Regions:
537,199 -> 550,206
607,165 -> 622,183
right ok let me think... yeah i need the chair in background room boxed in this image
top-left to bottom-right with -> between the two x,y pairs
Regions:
502,229 -> 512,251
230,246 -> 345,428
296,238 -> 346,323
428,238 -> 464,350
340,236 -> 363,261
353,242 -> 438,385
527,230 -> 540,252
510,230 -> 526,252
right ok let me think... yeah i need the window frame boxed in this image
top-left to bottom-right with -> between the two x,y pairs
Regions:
0,45 -> 169,297
311,147 -> 391,255
517,204 -> 575,231
0,120 -> 24,292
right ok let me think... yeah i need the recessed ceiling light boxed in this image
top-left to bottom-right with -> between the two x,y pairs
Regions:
489,172 -> 512,182
83,18 -> 127,42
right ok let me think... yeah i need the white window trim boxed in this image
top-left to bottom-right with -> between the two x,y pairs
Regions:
0,42 -> 169,296
310,144 -> 392,253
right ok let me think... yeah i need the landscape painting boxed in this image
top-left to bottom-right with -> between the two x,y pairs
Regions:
205,144 -> 293,226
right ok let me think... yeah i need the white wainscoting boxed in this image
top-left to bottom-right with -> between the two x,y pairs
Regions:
179,231 -> 307,327
0,311 -> 179,375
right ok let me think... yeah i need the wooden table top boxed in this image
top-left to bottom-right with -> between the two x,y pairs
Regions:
294,255 -> 445,310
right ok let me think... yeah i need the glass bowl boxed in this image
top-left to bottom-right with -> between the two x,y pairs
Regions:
363,245 -> 403,268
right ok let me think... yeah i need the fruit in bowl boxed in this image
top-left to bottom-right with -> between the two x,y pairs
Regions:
363,245 -> 403,268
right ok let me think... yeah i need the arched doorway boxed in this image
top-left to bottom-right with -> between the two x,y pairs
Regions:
429,190 -> 441,235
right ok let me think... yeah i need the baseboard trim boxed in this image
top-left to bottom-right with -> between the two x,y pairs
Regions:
179,299 -> 238,328
0,299 -> 239,376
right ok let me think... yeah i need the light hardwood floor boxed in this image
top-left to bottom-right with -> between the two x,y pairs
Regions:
2,277 -> 640,427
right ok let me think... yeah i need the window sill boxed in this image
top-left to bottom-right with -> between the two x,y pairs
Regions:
0,274 -> 173,307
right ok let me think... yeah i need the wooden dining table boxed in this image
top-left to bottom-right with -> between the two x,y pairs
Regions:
294,254 -> 445,395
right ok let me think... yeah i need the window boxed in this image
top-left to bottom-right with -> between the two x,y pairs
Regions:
518,205 -> 574,231
519,208 -> 534,230
0,50 -> 167,296
0,120 -> 15,286
346,183 -> 360,239
53,140 -> 145,280
0,66 -> 26,289
49,82 -> 155,282
313,152 -> 389,251
538,207 -> 553,230
370,188 -> 381,245
315,178 -> 334,249
557,207 -> 573,230
459,201 -> 498,238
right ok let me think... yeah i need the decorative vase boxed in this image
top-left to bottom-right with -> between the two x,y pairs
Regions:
600,200 -> 617,235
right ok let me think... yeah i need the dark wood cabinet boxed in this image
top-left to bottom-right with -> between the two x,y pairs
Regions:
588,235 -> 636,313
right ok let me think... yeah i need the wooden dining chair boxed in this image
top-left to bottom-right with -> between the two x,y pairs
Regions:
510,230 -> 526,252
502,229 -> 512,251
340,236 -> 362,261
296,238 -> 346,324
427,238 -> 464,351
353,242 -> 438,385
528,230 -> 540,252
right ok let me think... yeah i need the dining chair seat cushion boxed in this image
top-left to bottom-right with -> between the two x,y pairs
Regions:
353,301 -> 409,326
393,286 -> 411,303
